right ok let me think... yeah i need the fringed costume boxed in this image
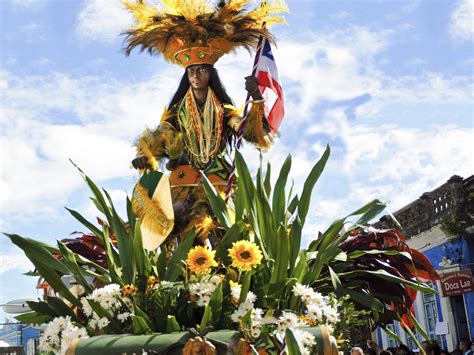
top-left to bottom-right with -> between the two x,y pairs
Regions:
123,0 -> 287,248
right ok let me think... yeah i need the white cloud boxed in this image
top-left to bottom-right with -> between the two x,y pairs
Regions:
449,0 -> 474,41
75,0 -> 133,44
5,22 -> 46,42
0,68 -> 181,220
0,253 -> 33,274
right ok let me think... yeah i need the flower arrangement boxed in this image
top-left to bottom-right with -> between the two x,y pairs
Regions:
6,147 -> 439,354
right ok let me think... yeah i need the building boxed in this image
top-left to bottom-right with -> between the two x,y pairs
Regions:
374,175 -> 474,352
0,320 -> 40,354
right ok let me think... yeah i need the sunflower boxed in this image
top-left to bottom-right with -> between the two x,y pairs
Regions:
228,240 -> 263,272
186,245 -> 218,274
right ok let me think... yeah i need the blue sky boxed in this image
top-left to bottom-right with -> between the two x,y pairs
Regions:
0,0 -> 473,319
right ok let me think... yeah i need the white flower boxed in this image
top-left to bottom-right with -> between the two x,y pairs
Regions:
80,298 -> 93,317
210,275 -> 223,286
306,303 -> 323,322
97,317 -> 110,329
197,293 -> 211,307
117,312 -> 131,322
292,284 -> 312,297
277,312 -> 300,335
250,308 -> 263,322
293,329 -> 316,348
231,307 -> 248,323
230,283 -> 241,302
159,280 -> 174,288
246,291 -> 257,304
39,316 -> 88,355
323,306 -> 339,324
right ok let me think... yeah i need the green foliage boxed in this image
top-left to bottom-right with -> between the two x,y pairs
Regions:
5,147 -> 436,353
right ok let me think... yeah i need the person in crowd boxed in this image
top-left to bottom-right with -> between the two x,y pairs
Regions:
352,347 -> 364,355
396,344 -> 412,355
459,339 -> 473,355
367,340 -> 379,355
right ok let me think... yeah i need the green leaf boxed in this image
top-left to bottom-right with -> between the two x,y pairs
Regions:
5,233 -> 68,274
269,226 -> 289,287
133,220 -> 147,276
348,249 -> 412,260
57,242 -> 93,294
200,172 -> 232,230
46,296 -> 81,322
215,221 -> 246,264
272,155 -> 292,226
16,312 -> 52,325
165,315 -> 181,333
165,229 -> 195,281
26,301 -> 56,317
101,226 -> 123,285
263,161 -> 272,197
65,207 -> 103,238
126,197 -> 136,235
328,266 -> 344,297
409,311 -> 429,341
199,304 -> 213,333
288,194 -> 299,215
132,315 -> 153,335
156,246 -> 167,281
298,145 -> 330,225
344,288 -> 384,312
288,218 -> 302,271
209,283 -> 223,326
238,271 -> 252,304
404,321 -> 425,354
70,160 -> 113,222
103,189 -> 136,284
5,234 -> 81,308
338,269 -> 436,293
382,325 -> 403,344
234,150 -> 256,214
87,300 -> 122,333
254,164 -> 275,258
285,328 -> 302,355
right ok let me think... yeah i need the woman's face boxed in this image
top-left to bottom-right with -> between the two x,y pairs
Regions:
187,65 -> 211,91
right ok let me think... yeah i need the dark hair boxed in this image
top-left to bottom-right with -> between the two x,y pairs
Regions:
168,64 -> 233,108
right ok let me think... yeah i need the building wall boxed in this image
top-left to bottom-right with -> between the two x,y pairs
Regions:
377,226 -> 474,352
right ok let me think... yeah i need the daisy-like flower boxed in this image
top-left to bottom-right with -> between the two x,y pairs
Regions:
117,312 -> 132,322
186,245 -> 218,274
228,240 -> 263,272
306,303 -> 323,322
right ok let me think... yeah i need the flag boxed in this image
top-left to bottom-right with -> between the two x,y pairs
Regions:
255,38 -> 285,132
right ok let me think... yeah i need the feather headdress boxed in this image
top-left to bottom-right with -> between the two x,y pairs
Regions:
121,0 -> 288,67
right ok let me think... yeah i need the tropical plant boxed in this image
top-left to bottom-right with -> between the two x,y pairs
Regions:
5,146 -> 438,354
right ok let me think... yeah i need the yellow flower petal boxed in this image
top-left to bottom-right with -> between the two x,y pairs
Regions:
228,240 -> 263,272
186,245 -> 218,274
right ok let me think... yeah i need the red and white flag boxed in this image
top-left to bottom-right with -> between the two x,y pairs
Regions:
255,38 -> 285,132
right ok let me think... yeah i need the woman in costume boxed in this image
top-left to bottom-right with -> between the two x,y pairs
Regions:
123,0 -> 286,247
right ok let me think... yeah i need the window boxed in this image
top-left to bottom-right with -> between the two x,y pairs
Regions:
386,322 -> 400,348
422,285 -> 446,346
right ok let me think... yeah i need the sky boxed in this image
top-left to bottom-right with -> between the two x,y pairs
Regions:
0,0 -> 473,320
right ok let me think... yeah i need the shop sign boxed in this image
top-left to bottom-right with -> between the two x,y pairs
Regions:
439,270 -> 474,297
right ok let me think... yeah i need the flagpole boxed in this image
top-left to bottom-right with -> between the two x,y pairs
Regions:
224,24 -> 267,203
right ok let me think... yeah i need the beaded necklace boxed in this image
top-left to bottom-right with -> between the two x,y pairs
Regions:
178,87 -> 224,167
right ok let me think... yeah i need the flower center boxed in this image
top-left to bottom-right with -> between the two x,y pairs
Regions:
240,251 -> 251,259
196,257 -> 207,265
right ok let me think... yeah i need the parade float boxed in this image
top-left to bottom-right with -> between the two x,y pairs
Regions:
5,1 -> 440,354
